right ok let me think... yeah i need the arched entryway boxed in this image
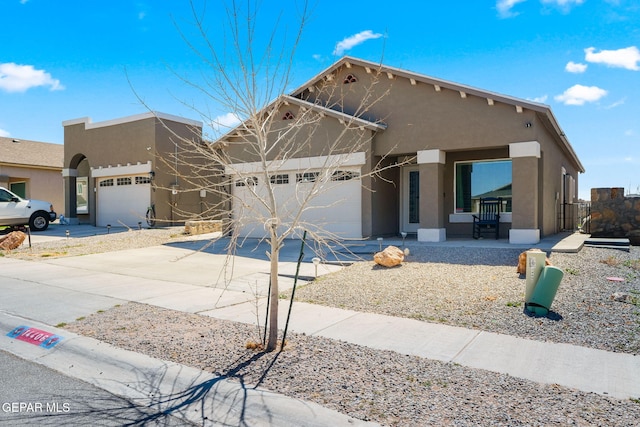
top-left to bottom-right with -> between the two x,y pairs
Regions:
63,153 -> 92,224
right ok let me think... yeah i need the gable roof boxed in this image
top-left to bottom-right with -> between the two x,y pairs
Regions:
282,95 -> 387,131
292,56 -> 585,173
219,94 -> 386,142
0,137 -> 63,169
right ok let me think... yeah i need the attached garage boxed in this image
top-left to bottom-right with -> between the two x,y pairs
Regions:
228,154 -> 365,239
91,162 -> 152,227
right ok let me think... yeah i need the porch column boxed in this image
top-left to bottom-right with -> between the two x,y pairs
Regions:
417,149 -> 446,242
62,168 -> 80,225
509,141 -> 540,244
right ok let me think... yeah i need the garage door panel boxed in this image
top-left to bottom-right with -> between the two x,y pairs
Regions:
232,169 -> 361,239
97,176 -> 150,227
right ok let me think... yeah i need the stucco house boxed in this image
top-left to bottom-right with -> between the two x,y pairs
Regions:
0,137 -> 64,213
219,56 -> 584,244
62,112 -> 219,227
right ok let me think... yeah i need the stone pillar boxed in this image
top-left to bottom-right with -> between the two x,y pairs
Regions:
416,149 -> 446,242
62,168 -> 80,225
509,141 -> 540,244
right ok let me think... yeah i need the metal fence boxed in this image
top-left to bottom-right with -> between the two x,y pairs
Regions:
559,202 -> 591,233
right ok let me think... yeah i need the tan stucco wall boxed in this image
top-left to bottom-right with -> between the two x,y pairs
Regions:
0,165 -> 63,214
64,115 -> 221,226
299,63 -> 583,239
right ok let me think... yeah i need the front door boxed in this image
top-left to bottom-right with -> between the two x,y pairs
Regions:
401,166 -> 420,233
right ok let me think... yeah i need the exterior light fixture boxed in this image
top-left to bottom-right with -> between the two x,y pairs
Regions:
377,237 -> 383,251
65,230 -> 70,239
312,257 -> 321,278
107,224 -> 111,234
401,232 -> 407,248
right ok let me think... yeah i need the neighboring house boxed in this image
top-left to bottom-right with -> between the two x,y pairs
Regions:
219,56 -> 584,244
0,137 -> 64,214
63,112 -> 220,227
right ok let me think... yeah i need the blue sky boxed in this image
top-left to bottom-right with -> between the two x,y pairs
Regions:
1,0 -> 639,199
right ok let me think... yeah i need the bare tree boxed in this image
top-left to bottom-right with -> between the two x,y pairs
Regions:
156,0 -> 405,352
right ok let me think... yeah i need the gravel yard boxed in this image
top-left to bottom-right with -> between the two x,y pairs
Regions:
4,230 -> 640,425
291,245 -> 640,354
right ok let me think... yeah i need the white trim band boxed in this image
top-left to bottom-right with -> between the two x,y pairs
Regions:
63,112 -> 202,129
509,229 -> 540,244
226,152 -> 366,175
417,228 -> 446,242
91,161 -> 152,178
509,141 -> 540,158
62,168 -> 78,177
417,149 -> 445,164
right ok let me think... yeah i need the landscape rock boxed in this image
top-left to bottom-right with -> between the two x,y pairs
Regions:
374,245 -> 404,267
0,231 -> 26,250
516,248 -> 551,274
610,292 -> 633,303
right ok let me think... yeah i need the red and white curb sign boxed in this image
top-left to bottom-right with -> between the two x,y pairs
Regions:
6,326 -> 63,349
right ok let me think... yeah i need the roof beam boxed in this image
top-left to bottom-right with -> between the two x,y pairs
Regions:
386,72 -> 394,80
487,98 -> 494,106
410,78 -> 417,86
434,85 -> 441,92
459,91 -> 467,99
516,105 -> 523,113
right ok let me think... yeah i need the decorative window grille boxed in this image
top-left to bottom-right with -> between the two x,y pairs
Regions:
296,172 -> 319,183
235,176 -> 258,186
135,176 -> 151,184
282,111 -> 295,120
270,174 -> 289,184
331,170 -> 360,181
343,74 -> 358,84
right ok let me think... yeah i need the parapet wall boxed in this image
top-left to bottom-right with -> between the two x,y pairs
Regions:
590,188 -> 640,245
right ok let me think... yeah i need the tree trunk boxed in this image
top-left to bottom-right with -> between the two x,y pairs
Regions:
266,235 -> 280,352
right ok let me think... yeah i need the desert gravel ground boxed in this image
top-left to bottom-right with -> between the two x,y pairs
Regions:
4,230 -> 640,426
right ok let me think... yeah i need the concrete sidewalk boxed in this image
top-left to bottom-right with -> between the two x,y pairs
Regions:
1,233 -> 638,424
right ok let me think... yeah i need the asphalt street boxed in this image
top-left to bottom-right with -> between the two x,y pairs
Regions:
0,350 -> 189,426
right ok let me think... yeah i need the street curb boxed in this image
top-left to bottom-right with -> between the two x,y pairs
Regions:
0,311 -> 378,426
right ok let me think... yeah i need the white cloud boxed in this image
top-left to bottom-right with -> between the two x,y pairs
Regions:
565,61 -> 587,73
584,46 -> 640,70
530,95 -> 548,103
554,84 -> 608,105
496,0 -> 526,18
211,112 -> 241,131
541,0 -> 584,10
0,128 -> 10,137
604,98 -> 626,109
0,63 -> 64,93
333,30 -> 383,56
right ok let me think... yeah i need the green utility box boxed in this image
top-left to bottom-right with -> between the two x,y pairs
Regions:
524,250 -> 547,302
525,265 -> 564,316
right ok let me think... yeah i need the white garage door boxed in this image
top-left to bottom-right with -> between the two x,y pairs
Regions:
232,168 -> 362,239
97,176 -> 150,227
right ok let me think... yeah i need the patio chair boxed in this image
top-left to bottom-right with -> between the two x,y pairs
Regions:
472,197 -> 502,239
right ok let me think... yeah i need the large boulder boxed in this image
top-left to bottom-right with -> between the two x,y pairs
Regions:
0,231 -> 26,250
374,245 -> 404,268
